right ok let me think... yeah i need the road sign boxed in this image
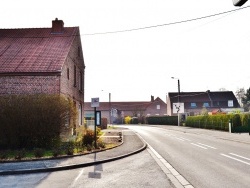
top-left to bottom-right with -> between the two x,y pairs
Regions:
91,98 -> 99,107
173,103 -> 184,113
233,0 -> 248,6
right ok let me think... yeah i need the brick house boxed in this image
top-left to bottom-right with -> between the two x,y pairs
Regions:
84,96 -> 167,124
0,18 -> 85,128
167,90 -> 242,117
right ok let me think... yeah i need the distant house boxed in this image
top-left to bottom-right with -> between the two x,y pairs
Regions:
0,18 -> 85,127
167,90 -> 242,116
84,96 -> 167,124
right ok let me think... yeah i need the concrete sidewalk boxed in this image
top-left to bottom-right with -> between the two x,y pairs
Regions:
0,129 -> 146,175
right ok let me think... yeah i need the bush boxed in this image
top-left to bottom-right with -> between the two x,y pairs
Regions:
52,148 -> 62,157
124,116 -> 132,124
63,141 -> 75,155
0,150 -> 8,159
34,148 -> 45,158
147,116 -> 178,125
83,129 -> 95,146
15,149 -> 26,160
0,94 -> 77,149
185,114 -> 245,131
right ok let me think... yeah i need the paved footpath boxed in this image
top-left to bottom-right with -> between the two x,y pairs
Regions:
0,129 -> 146,175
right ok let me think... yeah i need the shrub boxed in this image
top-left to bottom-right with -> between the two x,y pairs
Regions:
15,149 -> 26,160
83,129 -> 95,146
64,141 -> 75,155
97,140 -> 106,149
124,116 -> 132,124
0,150 -> 8,159
52,147 -> 63,157
146,116 -> 178,125
0,94 -> 77,149
34,148 -> 45,158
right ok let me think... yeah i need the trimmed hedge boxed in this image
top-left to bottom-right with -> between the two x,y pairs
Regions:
146,116 -> 178,125
0,94 -> 77,149
185,113 -> 250,131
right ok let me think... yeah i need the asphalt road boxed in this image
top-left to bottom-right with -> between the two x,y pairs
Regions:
124,125 -> 250,188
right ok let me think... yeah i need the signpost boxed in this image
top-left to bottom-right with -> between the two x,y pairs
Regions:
173,103 -> 184,126
91,98 -> 100,148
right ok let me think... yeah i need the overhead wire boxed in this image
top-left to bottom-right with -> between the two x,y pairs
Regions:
83,5 -> 250,36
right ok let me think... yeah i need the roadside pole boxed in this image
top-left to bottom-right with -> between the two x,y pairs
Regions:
91,98 -> 100,148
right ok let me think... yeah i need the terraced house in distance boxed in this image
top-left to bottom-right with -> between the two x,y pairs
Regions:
0,18 -> 85,134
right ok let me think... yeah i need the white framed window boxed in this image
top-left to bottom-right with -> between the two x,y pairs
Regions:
157,105 -> 160,109
228,100 -> 233,107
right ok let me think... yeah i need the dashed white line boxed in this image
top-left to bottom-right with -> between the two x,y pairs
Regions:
229,153 -> 250,161
191,143 -> 207,149
197,143 -> 217,149
221,153 -> 250,166
175,137 -> 185,141
179,137 -> 191,141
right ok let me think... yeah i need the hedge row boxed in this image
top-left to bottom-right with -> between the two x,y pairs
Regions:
146,116 -> 178,125
185,113 -> 250,131
0,95 -> 77,149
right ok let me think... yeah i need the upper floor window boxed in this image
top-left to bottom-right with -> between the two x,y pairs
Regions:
79,71 -> 83,91
157,105 -> 160,109
203,102 -> 210,107
228,100 -> 233,107
190,103 -> 197,108
78,47 -> 81,57
74,65 -> 76,87
67,68 -> 69,80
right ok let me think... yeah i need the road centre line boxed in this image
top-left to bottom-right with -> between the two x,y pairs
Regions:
191,143 -> 207,149
229,153 -> 250,161
221,153 -> 250,166
179,137 -> 191,141
197,143 -> 217,149
175,137 -> 185,141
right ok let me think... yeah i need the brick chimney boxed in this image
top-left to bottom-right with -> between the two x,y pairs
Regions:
151,95 -> 154,102
52,18 -> 64,33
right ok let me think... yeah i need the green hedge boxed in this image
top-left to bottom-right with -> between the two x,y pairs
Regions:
146,116 -> 178,125
185,113 -> 250,131
0,94 -> 77,149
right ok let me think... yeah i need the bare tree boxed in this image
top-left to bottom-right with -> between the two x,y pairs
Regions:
235,88 -> 245,107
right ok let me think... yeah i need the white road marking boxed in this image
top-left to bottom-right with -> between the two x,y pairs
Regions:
197,143 -> 217,149
175,137 -> 185,141
69,169 -> 84,188
179,137 -> 191,141
221,153 -> 250,166
191,143 -> 207,149
229,153 -> 250,161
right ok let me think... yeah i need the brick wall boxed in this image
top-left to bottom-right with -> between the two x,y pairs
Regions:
0,75 -> 60,95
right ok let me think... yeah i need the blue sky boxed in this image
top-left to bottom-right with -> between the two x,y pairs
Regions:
1,0 -> 250,102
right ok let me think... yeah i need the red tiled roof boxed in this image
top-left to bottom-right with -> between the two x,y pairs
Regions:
0,27 -> 79,74
84,101 -> 152,111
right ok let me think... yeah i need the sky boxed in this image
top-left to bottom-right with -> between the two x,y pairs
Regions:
1,0 -> 250,102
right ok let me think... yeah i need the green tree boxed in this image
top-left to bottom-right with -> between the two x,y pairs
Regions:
241,88 -> 250,112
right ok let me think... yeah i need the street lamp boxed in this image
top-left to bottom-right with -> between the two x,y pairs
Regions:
102,90 -> 112,125
171,77 -> 181,126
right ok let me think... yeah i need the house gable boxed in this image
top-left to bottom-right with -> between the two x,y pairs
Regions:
167,91 -> 241,116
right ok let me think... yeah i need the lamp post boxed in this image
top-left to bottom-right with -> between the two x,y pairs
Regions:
171,77 -> 180,126
102,90 -> 112,125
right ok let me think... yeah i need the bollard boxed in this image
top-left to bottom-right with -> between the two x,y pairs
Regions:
229,119 -> 232,133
